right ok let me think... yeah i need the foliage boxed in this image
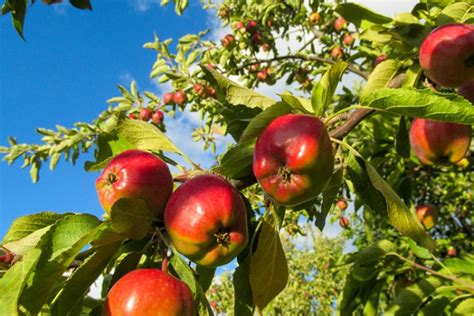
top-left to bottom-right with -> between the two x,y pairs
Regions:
1,0 -> 473,315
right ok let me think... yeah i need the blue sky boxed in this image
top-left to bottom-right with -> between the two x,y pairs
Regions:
0,0 -> 418,241
0,1 -> 219,238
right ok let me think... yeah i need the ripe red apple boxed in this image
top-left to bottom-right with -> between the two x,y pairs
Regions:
103,269 -> 195,316
339,216 -> 349,229
308,12 -> 320,25
415,204 -> 437,230
251,31 -> 262,45
164,175 -> 248,267
459,79 -> 474,104
253,114 -> 334,206
419,23 -> 474,88
256,68 -> 268,81
409,118 -> 471,165
0,252 -> 14,264
152,110 -> 164,125
163,92 -> 175,105
96,150 -> 173,218
374,54 -> 387,66
334,17 -> 347,32
447,247 -> 457,257
206,86 -> 217,99
342,34 -> 354,46
221,34 -> 236,49
128,113 -> 137,120
246,20 -> 258,34
337,198 -> 348,211
173,90 -> 187,106
139,108 -> 152,121
234,21 -> 245,31
331,46 -> 343,59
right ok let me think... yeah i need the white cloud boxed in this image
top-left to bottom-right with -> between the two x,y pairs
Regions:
118,72 -> 136,87
128,0 -> 160,13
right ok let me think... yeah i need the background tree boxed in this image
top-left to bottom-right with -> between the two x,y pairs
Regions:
0,0 -> 473,315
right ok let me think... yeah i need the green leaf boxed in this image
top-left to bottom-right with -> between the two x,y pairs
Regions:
84,132 -> 133,172
110,198 -> 153,240
239,102 -> 292,143
365,161 -> 435,250
0,249 -> 42,316
11,0 -> 27,40
350,240 -> 397,281
250,215 -> 288,311
317,169 -> 343,230
421,296 -> 450,316
69,0 -> 92,10
407,238 -> 431,259
2,212 -> 69,244
196,266 -> 215,293
169,254 -> 212,316
233,255 -> 254,316
453,298 -> 474,315
50,241 -> 121,315
336,3 -> 392,29
3,225 -> 54,257
20,214 -> 102,314
312,62 -> 348,116
361,59 -> 400,97
362,88 -> 474,125
385,277 -> 444,315
443,256 -> 474,276
202,66 -> 276,109
395,116 -> 410,158
279,93 -> 313,114
436,2 -> 472,25
362,278 -> 385,316
216,139 -> 255,179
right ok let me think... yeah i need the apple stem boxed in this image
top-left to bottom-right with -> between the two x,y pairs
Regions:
161,257 -> 169,274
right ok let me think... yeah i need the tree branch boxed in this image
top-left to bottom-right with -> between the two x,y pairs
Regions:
329,108 -> 374,139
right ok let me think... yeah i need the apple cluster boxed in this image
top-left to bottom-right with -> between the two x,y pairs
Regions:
128,107 -> 165,126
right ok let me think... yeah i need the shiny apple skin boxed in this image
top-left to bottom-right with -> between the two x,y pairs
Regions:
419,23 -> 474,88
253,114 -> 334,206
416,204 -> 437,230
164,175 -> 248,267
96,150 -> 173,218
409,118 -> 471,165
102,269 -> 195,316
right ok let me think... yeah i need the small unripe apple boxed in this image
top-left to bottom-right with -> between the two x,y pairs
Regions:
459,79 -> 474,104
256,69 -> 268,81
447,247 -> 457,257
139,108 -> 152,121
374,54 -> 387,66
416,204 -> 437,230
206,86 -> 217,99
342,34 -> 354,46
337,198 -> 348,210
253,114 -> 334,206
103,269 -> 195,316
331,46 -> 343,59
164,175 -> 248,267
419,23 -> 474,87
163,92 -> 175,105
334,17 -> 347,32
221,34 -> 236,49
246,20 -> 258,34
339,216 -> 349,229
308,12 -> 320,25
128,113 -> 137,120
152,110 -> 164,125
96,150 -> 173,218
173,90 -> 187,106
261,43 -> 271,52
409,118 -> 471,165
249,63 -> 260,73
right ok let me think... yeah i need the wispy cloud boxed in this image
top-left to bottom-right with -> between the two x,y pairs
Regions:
128,0 -> 160,13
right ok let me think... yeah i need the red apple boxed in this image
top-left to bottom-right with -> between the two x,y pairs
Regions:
339,216 -> 349,229
164,175 -> 248,267
234,21 -> 245,31
334,17 -> 347,32
163,92 -> 175,105
447,247 -> 457,257
139,108 -> 152,121
409,118 -> 471,165
128,113 -> 137,120
206,86 -> 217,99
337,198 -> 348,210
0,252 -> 14,264
459,79 -> 474,104
416,204 -> 437,230
331,46 -> 343,59
374,54 -> 387,66
173,90 -> 187,106
96,150 -> 173,218
221,34 -> 236,49
103,269 -> 195,316
253,114 -> 334,206
251,31 -> 262,45
419,23 -> 474,88
342,34 -> 354,46
308,12 -> 320,25
256,69 -> 268,81
152,110 -> 164,125
246,20 -> 258,34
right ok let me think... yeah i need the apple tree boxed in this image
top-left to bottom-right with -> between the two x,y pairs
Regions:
1,0 -> 473,315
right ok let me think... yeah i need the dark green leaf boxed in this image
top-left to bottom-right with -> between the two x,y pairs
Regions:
12,0 -> 27,40
110,198 -> 153,240
395,116 -> 410,158
196,266 -> 215,293
362,88 -> 474,126
317,169 -> 343,230
312,62 -> 348,116
69,0 -> 92,10
84,133 -> 133,172
216,139 -> 255,179
250,215 -> 288,311
233,255 -> 254,316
